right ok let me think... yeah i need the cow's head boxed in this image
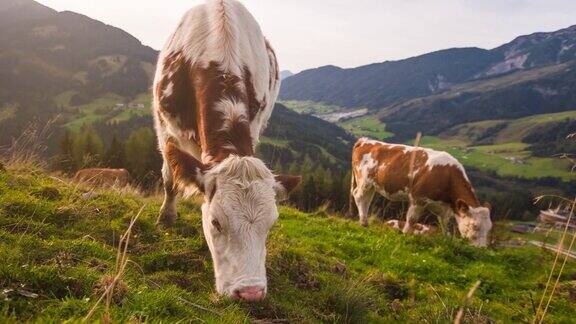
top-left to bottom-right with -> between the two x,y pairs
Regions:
455,200 -> 492,247
165,143 -> 300,301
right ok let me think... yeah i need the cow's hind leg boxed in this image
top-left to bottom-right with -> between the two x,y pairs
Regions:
157,161 -> 178,226
354,186 -> 375,227
403,204 -> 424,234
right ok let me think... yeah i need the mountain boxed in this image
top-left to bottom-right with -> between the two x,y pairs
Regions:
0,0 -> 159,146
280,25 -> 576,113
0,0 -> 157,103
381,61 -> 576,139
280,70 -> 294,80
281,48 -> 500,109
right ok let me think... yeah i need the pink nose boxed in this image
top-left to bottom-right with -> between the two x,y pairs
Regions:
236,286 -> 265,302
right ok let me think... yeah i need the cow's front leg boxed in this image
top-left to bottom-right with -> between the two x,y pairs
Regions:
157,161 -> 178,226
354,187 -> 375,227
403,204 -> 424,234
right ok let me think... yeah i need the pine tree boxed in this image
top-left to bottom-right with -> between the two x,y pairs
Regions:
105,135 -> 127,168
55,130 -> 76,174
273,159 -> 283,174
301,175 -> 318,211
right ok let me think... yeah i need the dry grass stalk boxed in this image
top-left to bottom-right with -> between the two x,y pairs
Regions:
454,280 -> 481,324
533,197 -> 576,324
1,117 -> 57,168
408,132 -> 422,198
84,206 -> 145,322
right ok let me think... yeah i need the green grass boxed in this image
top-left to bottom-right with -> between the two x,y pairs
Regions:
0,166 -> 575,322
340,115 -> 394,140
420,136 -> 575,181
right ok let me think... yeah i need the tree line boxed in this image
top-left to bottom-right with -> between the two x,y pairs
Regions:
52,123 -> 573,222
51,125 -> 354,214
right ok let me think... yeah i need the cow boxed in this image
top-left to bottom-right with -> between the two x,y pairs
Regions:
73,168 -> 131,188
349,138 -> 492,247
153,0 -> 300,301
385,219 -> 436,235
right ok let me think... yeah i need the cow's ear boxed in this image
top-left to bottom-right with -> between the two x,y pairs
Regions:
456,199 -> 470,214
274,175 -> 302,202
165,142 -> 208,193
483,202 -> 492,210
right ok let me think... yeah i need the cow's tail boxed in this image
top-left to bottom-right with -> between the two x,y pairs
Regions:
348,167 -> 357,217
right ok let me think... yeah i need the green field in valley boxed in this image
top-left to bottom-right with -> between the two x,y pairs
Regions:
60,93 -> 151,131
419,136 -> 574,181
0,165 -> 575,322
339,115 -> 394,140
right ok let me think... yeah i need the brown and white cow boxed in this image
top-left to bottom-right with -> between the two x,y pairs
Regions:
74,168 -> 131,188
385,219 -> 436,235
350,138 -> 492,247
153,0 -> 300,301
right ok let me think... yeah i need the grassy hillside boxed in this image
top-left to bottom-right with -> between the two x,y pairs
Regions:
419,136 -> 575,181
1,166 -> 575,322
442,110 -> 576,145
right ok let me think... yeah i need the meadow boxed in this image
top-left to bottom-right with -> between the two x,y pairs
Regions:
0,165 -> 574,322
419,136 -> 574,181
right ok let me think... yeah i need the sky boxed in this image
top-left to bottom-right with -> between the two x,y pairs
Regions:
39,0 -> 576,73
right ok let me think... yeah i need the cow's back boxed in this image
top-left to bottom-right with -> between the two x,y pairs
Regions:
153,0 -> 280,163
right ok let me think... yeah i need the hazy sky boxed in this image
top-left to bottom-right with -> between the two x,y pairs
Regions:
39,0 -> 576,72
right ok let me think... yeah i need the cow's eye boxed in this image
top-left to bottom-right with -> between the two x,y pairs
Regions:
212,219 -> 223,232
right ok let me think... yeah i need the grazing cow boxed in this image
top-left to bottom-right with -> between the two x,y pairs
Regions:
74,168 -> 131,188
385,219 -> 436,235
153,0 -> 300,301
350,138 -> 492,247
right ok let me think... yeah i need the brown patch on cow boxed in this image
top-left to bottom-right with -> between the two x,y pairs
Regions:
243,66 -> 266,121
351,139 -> 480,213
165,142 -> 207,191
156,56 -> 258,163
191,61 -> 254,162
156,51 -> 198,132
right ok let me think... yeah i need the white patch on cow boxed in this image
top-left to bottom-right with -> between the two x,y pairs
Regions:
214,98 -> 248,131
163,81 -> 174,97
424,149 -> 469,181
356,153 -> 378,188
358,137 -> 380,146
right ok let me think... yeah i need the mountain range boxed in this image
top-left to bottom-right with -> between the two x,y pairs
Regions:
281,25 -> 576,139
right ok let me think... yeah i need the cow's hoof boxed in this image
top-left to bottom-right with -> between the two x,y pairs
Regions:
156,210 -> 178,227
360,222 -> 369,228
